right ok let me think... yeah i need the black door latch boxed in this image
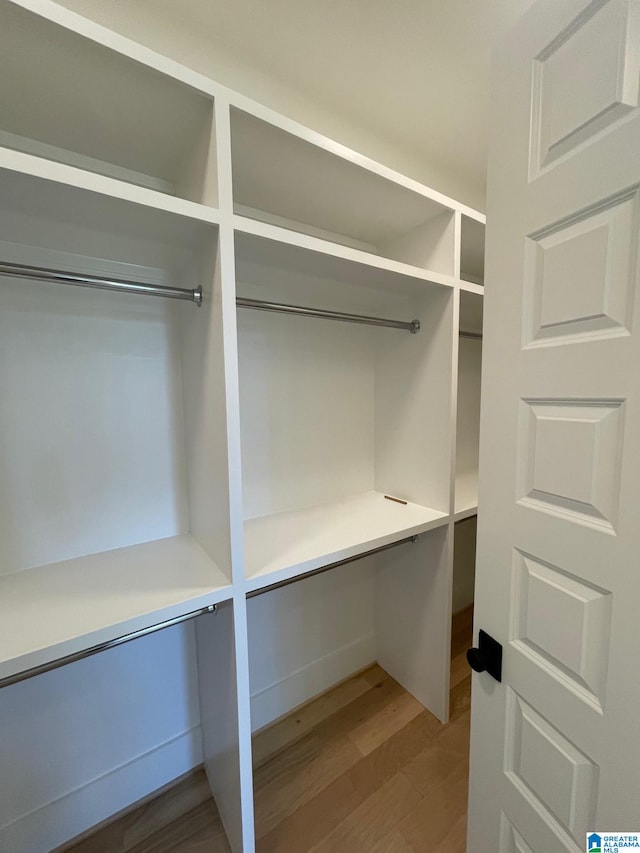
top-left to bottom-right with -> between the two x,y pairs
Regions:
467,629 -> 502,683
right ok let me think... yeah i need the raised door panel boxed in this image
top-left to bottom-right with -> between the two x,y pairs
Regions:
469,0 -> 640,849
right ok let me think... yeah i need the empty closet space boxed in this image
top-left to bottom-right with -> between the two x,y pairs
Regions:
248,627 -> 471,853
0,0 -> 219,203
235,218 -> 461,817
234,228 -> 454,592
245,514 -> 452,721
229,108 -> 456,276
1,604 -> 239,853
0,166 -> 231,682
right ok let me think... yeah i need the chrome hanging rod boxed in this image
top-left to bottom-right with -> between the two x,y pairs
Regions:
459,330 -> 483,340
246,534 -> 418,599
237,296 -> 420,334
0,261 -> 202,306
0,603 -> 219,690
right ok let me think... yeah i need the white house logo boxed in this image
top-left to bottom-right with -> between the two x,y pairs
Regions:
587,833 -> 640,851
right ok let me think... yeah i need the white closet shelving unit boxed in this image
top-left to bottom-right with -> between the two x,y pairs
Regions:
0,2 -> 485,850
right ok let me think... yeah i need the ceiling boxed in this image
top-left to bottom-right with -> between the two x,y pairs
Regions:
55,0 -> 536,210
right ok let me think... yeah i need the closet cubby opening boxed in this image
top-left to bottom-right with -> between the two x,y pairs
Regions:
2,603 -> 239,852
247,522 -> 452,740
235,230 -> 454,593
230,108 -> 456,276
455,291 -> 483,521
460,214 -> 485,286
0,1 -> 218,205
0,167 -> 231,682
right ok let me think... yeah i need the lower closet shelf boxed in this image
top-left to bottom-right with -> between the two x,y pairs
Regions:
243,490 -> 449,592
0,534 -> 231,683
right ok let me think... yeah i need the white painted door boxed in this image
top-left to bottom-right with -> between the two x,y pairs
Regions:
468,0 -> 640,850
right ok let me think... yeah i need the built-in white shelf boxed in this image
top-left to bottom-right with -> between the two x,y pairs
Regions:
0,535 -> 231,683
236,238 -> 454,577
230,107 -> 458,275
0,154 -> 219,303
454,472 -> 479,521
234,215 -> 454,294
0,147 -> 221,227
459,279 -> 485,296
243,491 -> 448,592
0,2 -> 218,203
0,148 -> 232,683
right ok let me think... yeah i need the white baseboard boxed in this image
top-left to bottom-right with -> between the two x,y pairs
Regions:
1,726 -> 203,853
250,633 -> 376,732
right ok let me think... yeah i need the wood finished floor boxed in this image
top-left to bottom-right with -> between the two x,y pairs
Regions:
62,606 -> 473,853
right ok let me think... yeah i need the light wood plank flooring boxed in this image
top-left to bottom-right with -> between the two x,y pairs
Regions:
62,606 -> 473,853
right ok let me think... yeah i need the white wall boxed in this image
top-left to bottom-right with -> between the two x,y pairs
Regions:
248,561 -> 377,731
0,624 -> 202,853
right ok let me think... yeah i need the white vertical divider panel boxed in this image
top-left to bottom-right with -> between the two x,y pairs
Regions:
374,281 -> 458,723
453,211 -> 463,280
450,286 -> 462,518
375,525 -> 453,722
456,337 -> 482,506
175,101 -> 219,207
180,231 -> 231,579
445,284 -> 463,684
194,97 -> 255,853
378,210 -> 456,275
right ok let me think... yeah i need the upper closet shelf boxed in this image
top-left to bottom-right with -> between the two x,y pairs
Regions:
243,492 -> 449,593
234,216 -> 453,291
0,1 -> 218,205
0,535 -> 231,684
0,147 -> 221,226
0,163 -> 217,291
231,108 -> 458,276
